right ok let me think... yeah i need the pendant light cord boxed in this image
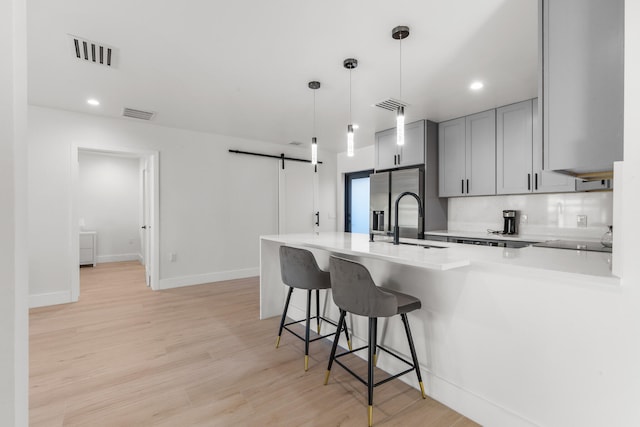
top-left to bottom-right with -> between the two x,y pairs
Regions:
313,89 -> 316,135
399,37 -> 402,100
349,68 -> 352,123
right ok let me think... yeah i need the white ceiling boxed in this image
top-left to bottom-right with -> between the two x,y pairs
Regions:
27,0 -> 538,153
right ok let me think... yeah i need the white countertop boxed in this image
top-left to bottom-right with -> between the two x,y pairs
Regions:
261,232 -> 619,285
262,232 -> 470,271
424,229 -> 603,243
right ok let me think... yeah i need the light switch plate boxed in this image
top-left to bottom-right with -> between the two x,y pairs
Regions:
577,215 -> 588,228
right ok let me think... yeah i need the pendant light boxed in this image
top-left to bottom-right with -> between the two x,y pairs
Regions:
308,81 -> 320,167
344,58 -> 358,157
392,26 -> 409,147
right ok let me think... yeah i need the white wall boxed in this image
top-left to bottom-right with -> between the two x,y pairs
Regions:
448,192 -> 613,239
78,152 -> 142,263
612,1 -> 640,423
0,0 -> 28,424
28,105 -> 337,302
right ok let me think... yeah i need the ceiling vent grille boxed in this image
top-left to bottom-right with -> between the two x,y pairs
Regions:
68,35 -> 118,68
288,141 -> 303,146
122,108 -> 155,121
374,98 -> 408,111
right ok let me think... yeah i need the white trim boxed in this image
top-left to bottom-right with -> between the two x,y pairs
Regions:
158,268 -> 259,290
70,146 -> 161,299
137,253 -> 144,264
29,291 -> 72,308
96,253 -> 140,263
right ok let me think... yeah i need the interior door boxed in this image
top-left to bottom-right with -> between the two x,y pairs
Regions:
278,160 -> 317,234
142,162 -> 151,286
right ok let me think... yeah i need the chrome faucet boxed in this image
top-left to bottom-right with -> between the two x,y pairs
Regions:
393,191 -> 424,245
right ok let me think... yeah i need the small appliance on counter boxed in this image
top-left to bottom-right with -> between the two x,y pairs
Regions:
502,210 -> 517,235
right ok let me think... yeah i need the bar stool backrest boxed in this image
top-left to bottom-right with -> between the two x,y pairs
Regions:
329,256 -> 397,318
279,246 -> 331,290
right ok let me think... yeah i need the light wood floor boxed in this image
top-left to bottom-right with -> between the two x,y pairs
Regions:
30,261 -> 479,427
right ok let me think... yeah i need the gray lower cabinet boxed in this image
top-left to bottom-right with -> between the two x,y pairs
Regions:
439,110 -> 496,197
375,120 -> 425,170
541,0 -> 623,174
497,99 -> 575,195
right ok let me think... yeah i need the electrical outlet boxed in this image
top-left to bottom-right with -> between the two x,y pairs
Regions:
520,214 -> 528,225
577,215 -> 588,228
169,253 -> 177,262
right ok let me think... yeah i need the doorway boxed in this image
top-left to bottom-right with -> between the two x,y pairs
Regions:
345,169 -> 373,234
70,147 -> 159,301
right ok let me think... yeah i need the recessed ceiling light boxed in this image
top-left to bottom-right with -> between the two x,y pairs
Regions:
470,81 -> 484,91
87,98 -> 100,106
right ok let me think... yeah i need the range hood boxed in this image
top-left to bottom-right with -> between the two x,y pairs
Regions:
575,177 -> 613,192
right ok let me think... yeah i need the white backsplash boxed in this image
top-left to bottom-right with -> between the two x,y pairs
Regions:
448,192 -> 613,239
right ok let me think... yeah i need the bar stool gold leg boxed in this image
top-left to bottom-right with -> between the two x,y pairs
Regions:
316,289 -> 321,334
324,310 -> 346,385
276,287 -> 294,349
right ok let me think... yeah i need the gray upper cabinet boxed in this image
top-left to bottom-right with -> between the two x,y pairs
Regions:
375,120 -> 425,171
532,99 -> 576,193
497,99 -> 576,195
375,128 -> 398,170
465,110 -> 496,196
496,100 -> 533,194
439,111 -> 496,197
541,0 -> 624,174
438,117 -> 466,197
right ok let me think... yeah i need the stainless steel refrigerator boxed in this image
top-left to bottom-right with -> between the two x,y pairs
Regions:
370,167 -> 447,239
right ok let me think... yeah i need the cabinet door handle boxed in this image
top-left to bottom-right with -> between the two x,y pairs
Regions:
461,179 -> 464,194
466,179 -> 469,194
535,173 -> 538,191
393,155 -> 397,165
528,173 -> 531,191
397,153 -> 401,164
315,211 -> 320,227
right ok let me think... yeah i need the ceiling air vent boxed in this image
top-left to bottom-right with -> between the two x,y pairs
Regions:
374,98 -> 408,111
122,108 -> 155,121
289,141 -> 303,146
68,35 -> 118,68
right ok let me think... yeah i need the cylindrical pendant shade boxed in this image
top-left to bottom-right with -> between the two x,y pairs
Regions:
396,106 -> 405,146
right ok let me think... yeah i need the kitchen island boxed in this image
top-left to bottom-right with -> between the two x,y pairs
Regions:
260,232 -> 620,427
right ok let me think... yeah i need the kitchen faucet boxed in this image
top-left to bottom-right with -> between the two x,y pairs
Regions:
393,191 -> 424,245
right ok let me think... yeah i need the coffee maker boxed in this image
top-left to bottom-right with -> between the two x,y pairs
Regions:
503,210 -> 517,235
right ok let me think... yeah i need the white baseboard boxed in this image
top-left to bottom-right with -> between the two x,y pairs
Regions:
96,253 -> 140,263
29,291 -> 72,308
137,253 -> 144,264
284,305 -> 537,427
157,267 -> 259,290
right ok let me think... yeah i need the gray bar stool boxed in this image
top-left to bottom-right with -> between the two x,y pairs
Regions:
325,255 -> 426,427
276,246 -> 351,371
